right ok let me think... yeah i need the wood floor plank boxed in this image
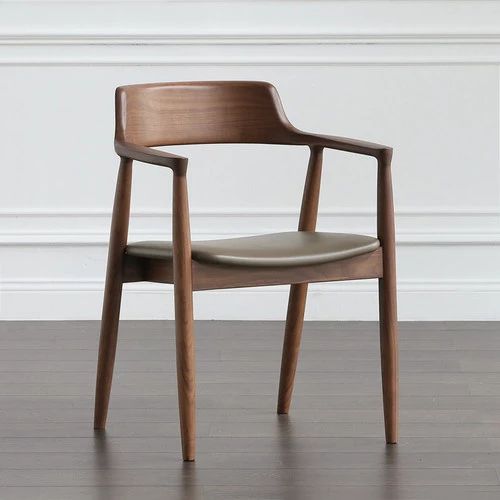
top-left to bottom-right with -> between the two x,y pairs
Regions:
5,369 -> 500,385
8,419 -> 500,440
0,381 -> 471,397
0,487 -> 204,500
0,467 -> 497,487
4,407 -> 500,424
0,437 -> 493,454
203,485 -> 500,500
3,393 -> 500,411
0,358 -> 462,373
4,450 -> 500,470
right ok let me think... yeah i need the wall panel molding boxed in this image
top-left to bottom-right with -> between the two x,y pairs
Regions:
3,1 -> 500,64
3,1 -> 500,39
2,279 -> 500,321
3,38 -> 500,66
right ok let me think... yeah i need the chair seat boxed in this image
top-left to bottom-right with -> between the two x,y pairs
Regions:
125,231 -> 380,268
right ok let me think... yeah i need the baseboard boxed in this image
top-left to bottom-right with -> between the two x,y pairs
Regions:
2,280 -> 499,321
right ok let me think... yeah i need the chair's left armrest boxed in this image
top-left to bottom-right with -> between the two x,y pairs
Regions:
291,131 -> 392,160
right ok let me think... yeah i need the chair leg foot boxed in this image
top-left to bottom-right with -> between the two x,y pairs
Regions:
378,277 -> 399,444
277,283 -> 308,414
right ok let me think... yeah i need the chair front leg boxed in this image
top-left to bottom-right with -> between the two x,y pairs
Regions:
94,158 -> 132,429
174,279 -> 195,460
377,150 -> 399,444
378,275 -> 398,443
172,171 -> 196,461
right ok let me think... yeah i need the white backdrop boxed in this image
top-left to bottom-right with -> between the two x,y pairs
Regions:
1,0 -> 500,320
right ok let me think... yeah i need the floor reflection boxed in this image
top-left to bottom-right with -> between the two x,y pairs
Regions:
382,444 -> 401,500
93,429 -> 112,500
178,460 -> 200,500
92,430 -> 202,500
277,414 -> 302,500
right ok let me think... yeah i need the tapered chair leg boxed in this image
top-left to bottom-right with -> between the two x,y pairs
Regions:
172,171 -> 196,461
94,272 -> 124,429
277,147 -> 323,415
174,285 -> 196,461
377,149 -> 398,444
277,282 -> 308,414
379,275 -> 398,443
94,158 -> 132,429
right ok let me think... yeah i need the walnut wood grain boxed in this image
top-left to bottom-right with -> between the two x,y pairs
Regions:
377,149 -> 399,444
172,172 -> 196,461
95,80 -> 397,461
115,140 -> 187,173
114,81 -> 390,155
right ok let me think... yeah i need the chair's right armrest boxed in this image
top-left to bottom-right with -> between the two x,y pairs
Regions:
115,140 -> 188,174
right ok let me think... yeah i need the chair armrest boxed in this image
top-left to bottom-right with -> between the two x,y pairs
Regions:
292,131 -> 392,159
115,140 -> 188,174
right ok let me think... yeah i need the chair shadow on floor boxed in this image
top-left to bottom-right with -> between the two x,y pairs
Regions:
277,413 -> 402,499
383,445 -> 401,500
93,430 -> 112,500
92,429 -> 201,500
277,414 -> 302,500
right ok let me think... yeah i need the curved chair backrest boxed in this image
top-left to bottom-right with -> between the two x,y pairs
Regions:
115,81 -> 297,147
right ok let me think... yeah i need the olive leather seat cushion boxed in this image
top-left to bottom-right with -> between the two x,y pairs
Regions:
125,231 -> 380,268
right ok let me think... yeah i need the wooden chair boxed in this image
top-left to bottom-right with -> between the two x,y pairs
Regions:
94,81 -> 398,461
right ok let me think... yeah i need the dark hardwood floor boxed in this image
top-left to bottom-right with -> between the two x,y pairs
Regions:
0,320 -> 500,499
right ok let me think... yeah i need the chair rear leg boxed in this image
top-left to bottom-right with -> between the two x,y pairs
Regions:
94,273 -> 124,429
278,147 -> 322,414
378,273 -> 399,443
277,282 -> 308,414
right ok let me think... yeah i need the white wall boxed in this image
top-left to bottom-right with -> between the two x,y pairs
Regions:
1,0 -> 500,320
